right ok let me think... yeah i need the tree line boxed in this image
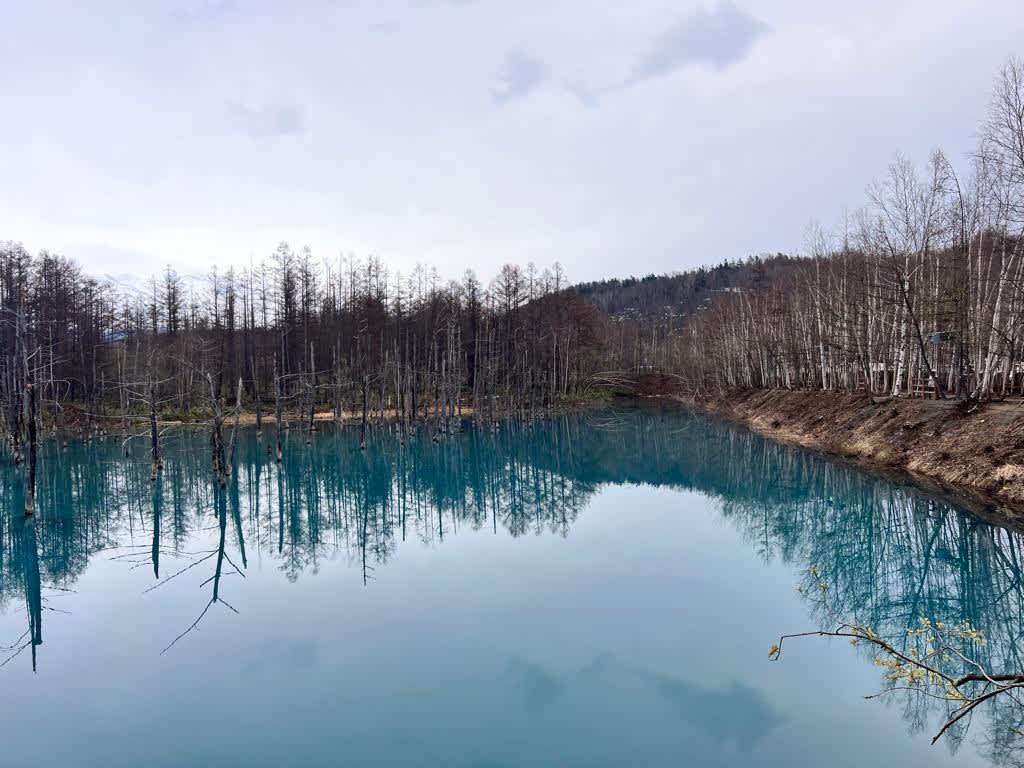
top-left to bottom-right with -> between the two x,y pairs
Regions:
6,55 -> 1024,481
677,57 -> 1024,400
0,242 -> 619,463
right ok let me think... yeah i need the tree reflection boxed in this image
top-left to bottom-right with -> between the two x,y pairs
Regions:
3,403 -> 1024,758
148,487 -> 245,655
0,517 -> 44,671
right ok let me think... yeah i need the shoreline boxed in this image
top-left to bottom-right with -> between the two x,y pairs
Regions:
664,389 -> 1024,529
43,395 -> 608,431
37,388 -> 1024,529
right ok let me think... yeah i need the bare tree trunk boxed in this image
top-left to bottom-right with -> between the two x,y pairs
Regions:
226,377 -> 242,477
207,372 -> 227,486
149,374 -> 162,481
274,356 -> 284,463
360,374 -> 369,450
252,357 -> 262,437
306,342 -> 315,438
24,382 -> 37,516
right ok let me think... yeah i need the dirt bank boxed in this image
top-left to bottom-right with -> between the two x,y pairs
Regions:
676,389 -> 1024,523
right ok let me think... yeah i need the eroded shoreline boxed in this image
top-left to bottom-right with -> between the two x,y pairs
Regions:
664,389 -> 1024,529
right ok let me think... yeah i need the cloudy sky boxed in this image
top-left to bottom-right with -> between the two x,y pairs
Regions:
2,0 -> 1022,284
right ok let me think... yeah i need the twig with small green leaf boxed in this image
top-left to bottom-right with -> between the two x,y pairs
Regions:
773,566 -> 1024,745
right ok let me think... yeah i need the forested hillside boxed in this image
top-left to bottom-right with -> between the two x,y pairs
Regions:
580,56 -> 1024,402
574,254 -> 800,320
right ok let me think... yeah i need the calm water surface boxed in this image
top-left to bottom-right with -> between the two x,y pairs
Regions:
0,404 -> 1020,766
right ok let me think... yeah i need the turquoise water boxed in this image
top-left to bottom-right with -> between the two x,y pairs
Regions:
0,403 -> 1018,766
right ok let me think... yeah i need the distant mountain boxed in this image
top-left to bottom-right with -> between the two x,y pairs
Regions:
100,270 -> 211,305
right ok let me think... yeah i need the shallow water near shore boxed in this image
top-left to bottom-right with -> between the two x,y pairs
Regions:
0,403 -> 1017,766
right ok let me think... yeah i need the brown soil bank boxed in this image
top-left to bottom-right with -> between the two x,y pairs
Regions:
686,389 -> 1024,520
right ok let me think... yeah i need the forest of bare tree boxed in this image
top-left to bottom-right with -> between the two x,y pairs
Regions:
675,57 -> 1024,400
0,245 -> 615,450
4,56 -> 1024,475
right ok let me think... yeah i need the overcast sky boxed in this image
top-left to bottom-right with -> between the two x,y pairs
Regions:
2,0 -> 1022,285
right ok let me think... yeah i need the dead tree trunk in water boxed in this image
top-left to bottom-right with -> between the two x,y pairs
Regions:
306,342 -> 316,439
207,373 -> 227,486
360,374 -> 369,450
274,357 -> 284,463
332,346 -> 343,425
410,361 -> 418,425
251,358 -> 262,437
24,382 -> 37,516
9,307 -> 25,465
226,377 -> 242,477
149,375 -> 162,481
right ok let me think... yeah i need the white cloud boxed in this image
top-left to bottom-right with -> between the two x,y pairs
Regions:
225,101 -> 308,137
1,0 -> 1022,284
627,1 -> 769,85
491,50 -> 548,106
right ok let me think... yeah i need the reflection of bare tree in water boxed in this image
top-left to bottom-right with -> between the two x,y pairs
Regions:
22,518 -> 42,670
0,518 -> 43,671
152,478 -> 162,579
8,405 -> 1024,759
147,489 -> 246,655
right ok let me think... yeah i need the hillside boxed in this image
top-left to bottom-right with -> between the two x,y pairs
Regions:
573,253 -> 802,321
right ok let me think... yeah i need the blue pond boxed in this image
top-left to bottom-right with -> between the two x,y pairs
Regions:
0,403 -> 1015,766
